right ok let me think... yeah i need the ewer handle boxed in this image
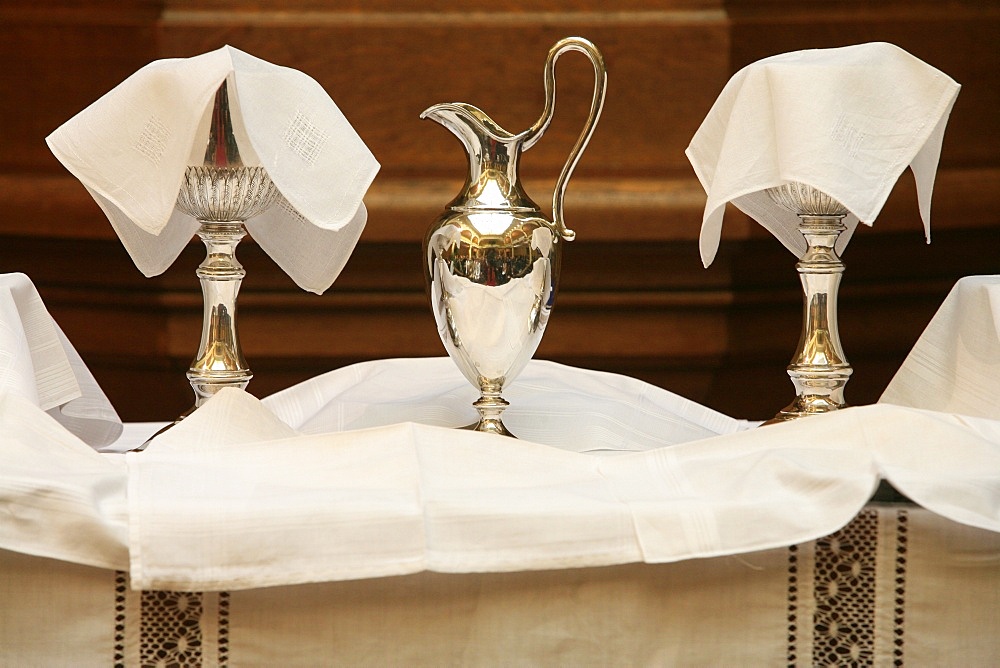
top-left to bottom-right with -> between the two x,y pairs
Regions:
524,37 -> 607,241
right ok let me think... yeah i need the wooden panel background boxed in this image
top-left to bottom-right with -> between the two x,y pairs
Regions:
1,1 -> 998,421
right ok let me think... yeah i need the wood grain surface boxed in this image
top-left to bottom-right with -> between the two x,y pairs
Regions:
1,0 -> 997,421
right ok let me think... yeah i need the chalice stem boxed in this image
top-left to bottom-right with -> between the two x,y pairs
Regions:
186,221 -> 252,407
768,214 -> 853,423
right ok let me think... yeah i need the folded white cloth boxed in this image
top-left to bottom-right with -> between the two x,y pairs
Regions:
260,357 -> 745,452
46,45 -> 379,294
0,392 -> 127,570
0,273 -> 121,447
881,275 -> 1000,419
124,393 -> 1000,591
3,357 -> 998,592
686,42 -> 960,266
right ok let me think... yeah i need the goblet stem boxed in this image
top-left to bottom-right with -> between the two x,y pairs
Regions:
765,214 -> 852,424
186,221 -> 252,407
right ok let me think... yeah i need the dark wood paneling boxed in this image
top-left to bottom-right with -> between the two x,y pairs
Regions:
1,0 -> 998,422
0,2 -> 165,172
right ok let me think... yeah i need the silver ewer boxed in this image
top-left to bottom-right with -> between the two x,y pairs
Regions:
763,182 -> 852,424
422,37 -> 607,436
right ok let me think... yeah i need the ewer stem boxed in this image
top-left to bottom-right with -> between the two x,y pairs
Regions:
470,384 -> 515,437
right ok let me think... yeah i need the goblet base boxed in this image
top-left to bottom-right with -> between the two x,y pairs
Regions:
762,399 -> 849,425
463,419 -> 516,437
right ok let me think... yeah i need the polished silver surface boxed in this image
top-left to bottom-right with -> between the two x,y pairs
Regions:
766,181 -> 848,217
426,217 -> 557,436
763,182 -> 852,424
181,83 -> 277,409
422,37 -> 606,436
137,82 -> 277,449
167,86 -> 275,421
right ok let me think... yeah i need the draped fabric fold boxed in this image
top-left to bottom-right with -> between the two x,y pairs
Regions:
46,46 -> 379,294
686,42 -> 960,266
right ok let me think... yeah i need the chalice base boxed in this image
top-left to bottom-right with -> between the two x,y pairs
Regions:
188,370 -> 253,407
762,368 -> 850,426
134,368 -> 253,451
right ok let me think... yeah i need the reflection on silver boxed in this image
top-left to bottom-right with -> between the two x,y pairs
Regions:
763,182 -> 852,425
427,221 -> 556,436
180,83 -> 278,410
140,82 -> 276,450
422,37 -> 607,436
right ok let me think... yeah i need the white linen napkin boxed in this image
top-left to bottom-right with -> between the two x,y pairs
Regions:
0,273 -> 121,447
880,275 -> 1000,419
686,42 -> 960,266
46,45 -> 379,294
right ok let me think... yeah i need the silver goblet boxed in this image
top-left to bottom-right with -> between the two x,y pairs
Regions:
138,82 -> 275,449
763,182 -> 852,424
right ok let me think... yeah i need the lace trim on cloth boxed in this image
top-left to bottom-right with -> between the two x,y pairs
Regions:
218,592 -> 231,667
893,510 -> 908,666
114,571 -> 127,668
140,590 -> 206,666
787,544 -> 800,666
114,577 -> 231,667
787,508 -> 910,667
813,509 -> 879,665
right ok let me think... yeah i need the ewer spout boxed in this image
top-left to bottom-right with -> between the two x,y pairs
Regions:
420,102 -> 536,213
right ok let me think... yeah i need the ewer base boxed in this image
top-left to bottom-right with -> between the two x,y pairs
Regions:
466,393 -> 516,438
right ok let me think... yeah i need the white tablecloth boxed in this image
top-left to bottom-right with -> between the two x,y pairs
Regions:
881,275 -> 1000,419
4,363 -> 999,594
3,273 -> 1000,665
3,506 -> 997,666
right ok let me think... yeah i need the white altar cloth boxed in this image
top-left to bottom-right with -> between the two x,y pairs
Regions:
0,272 -> 120,447
2,271 -> 1000,594
881,275 -> 1000,419
2,274 -> 1000,663
3,506 -> 998,666
2,359 -> 999,593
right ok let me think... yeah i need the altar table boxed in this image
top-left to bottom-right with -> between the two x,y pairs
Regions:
3,504 -> 998,667
4,276 -> 1000,666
